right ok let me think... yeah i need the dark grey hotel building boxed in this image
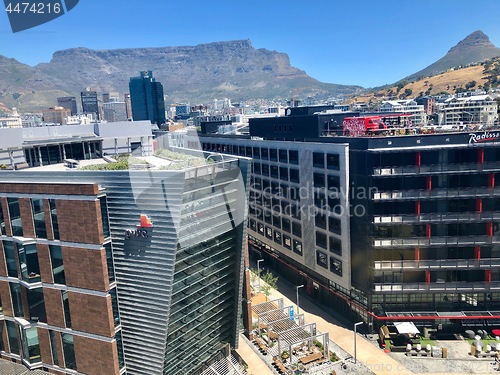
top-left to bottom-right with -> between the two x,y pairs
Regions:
0,146 -> 249,374
189,111 -> 500,331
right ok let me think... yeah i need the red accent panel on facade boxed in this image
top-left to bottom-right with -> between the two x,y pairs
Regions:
415,201 -> 421,216
487,222 -> 493,237
425,270 -> 431,283
488,174 -> 495,188
478,149 -> 485,164
415,247 -> 420,261
416,152 -> 421,166
426,224 -> 431,239
426,176 -> 432,190
485,270 -> 492,283
476,198 -> 483,213
474,246 -> 481,260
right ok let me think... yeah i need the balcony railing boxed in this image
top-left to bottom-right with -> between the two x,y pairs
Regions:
374,258 -> 500,271
373,187 -> 500,200
373,211 -> 500,224
373,161 -> 500,176
374,281 -> 500,292
373,236 -> 500,247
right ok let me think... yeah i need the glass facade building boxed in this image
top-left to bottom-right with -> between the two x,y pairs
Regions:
129,71 -> 166,126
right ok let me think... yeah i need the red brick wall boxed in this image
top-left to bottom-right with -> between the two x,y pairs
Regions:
43,288 -> 65,327
56,200 -> 104,244
37,243 -> 54,284
38,327 -> 53,365
1,198 -> 12,236
0,321 -> 8,353
0,280 -> 12,316
68,292 -> 114,337
18,198 -> 35,238
0,183 -> 98,195
73,336 -> 119,375
43,199 -> 55,241
62,246 -> 109,292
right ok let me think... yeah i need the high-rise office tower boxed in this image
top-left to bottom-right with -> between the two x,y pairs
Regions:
81,89 -> 99,120
56,97 -> 78,116
124,93 -> 133,120
129,71 -> 166,125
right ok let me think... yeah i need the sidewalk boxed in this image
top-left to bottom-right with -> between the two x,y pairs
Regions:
235,335 -> 274,375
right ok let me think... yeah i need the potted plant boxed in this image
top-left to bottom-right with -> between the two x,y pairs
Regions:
281,350 -> 290,361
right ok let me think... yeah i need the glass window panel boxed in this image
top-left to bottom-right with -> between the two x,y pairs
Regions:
0,203 -> 5,235
104,243 -> 115,283
28,287 -> 46,323
99,196 -> 110,238
10,282 -> 24,318
7,198 -> 23,237
115,331 -> 125,369
327,153 -> 340,170
49,330 -> 59,366
316,251 -> 328,268
61,333 -> 77,371
6,320 -> 20,355
110,288 -> 120,327
49,245 -> 65,284
3,241 -> 18,277
49,199 -> 59,240
62,291 -> 71,329
22,326 -> 40,363
18,243 -> 41,283
31,199 -> 47,238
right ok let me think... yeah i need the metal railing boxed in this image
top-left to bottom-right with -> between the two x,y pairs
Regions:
373,211 -> 500,224
374,258 -> 500,271
373,236 -> 500,247
373,161 -> 500,176
373,187 -> 500,200
374,281 -> 500,292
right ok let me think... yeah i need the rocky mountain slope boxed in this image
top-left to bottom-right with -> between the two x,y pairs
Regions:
404,30 -> 500,82
0,40 -> 362,111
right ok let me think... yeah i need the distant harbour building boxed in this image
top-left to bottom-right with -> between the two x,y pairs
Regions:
81,89 -> 99,120
57,96 -> 78,116
102,101 -> 128,123
102,92 -> 110,103
43,106 -> 71,125
0,107 -> 22,128
129,71 -> 166,126
124,93 -> 133,120
436,94 -> 498,126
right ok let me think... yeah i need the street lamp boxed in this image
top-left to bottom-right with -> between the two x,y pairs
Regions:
296,285 -> 304,315
354,321 -> 363,364
257,259 -> 264,292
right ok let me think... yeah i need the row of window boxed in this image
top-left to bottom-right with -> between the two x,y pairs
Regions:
374,222 -> 500,238
0,196 -> 110,241
202,143 -> 300,165
312,152 -> 340,170
315,232 -> 342,256
249,220 -> 302,256
252,163 -> 300,183
316,250 -> 343,276
374,173 -> 500,191
374,198 -> 500,215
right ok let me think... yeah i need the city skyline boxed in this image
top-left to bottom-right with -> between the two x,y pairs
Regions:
0,0 -> 499,88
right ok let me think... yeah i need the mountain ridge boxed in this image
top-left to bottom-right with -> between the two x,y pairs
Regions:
0,39 -> 362,111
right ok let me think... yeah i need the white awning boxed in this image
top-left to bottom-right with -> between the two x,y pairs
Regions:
394,321 -> 420,335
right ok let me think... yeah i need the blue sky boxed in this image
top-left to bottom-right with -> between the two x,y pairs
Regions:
0,0 -> 499,88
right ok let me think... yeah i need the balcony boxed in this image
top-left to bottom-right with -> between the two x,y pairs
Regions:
373,161 -> 500,176
374,281 -> 500,293
373,187 -> 500,201
374,258 -> 500,271
373,236 -> 500,248
373,211 -> 500,225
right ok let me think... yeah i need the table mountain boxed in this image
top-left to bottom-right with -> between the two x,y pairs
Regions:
0,40 -> 362,111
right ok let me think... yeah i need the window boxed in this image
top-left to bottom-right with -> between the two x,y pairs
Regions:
18,243 -> 41,283
49,245 -> 65,284
329,217 -> 341,235
328,175 -> 340,191
49,199 -> 59,240
289,150 -> 299,165
330,257 -> 343,276
0,203 -> 6,235
265,226 -> 273,239
290,169 -> 300,183
99,196 -> 110,238
327,153 -> 340,170
115,331 -> 125,369
10,282 -> 24,317
315,213 -> 327,230
316,251 -> 328,268
110,288 -> 120,327
313,152 -> 325,168
269,149 -> 278,161
316,232 -> 327,249
279,149 -> 288,163
4,241 -> 18,277
31,199 -> 47,238
6,320 -> 20,355
292,222 -> 302,237
49,330 -> 59,366
249,219 -> 256,232
262,164 -> 269,177
257,223 -> 264,235
246,147 -> 253,158
253,147 -> 261,159
253,163 -> 261,175
279,167 -> 288,181
104,243 -> 115,283
62,291 -> 71,328
27,287 -> 46,322
329,237 -> 342,256
274,230 -> 282,245
293,240 -> 302,255
283,235 -> 292,250
261,148 -> 269,160
61,333 -> 77,371
282,218 -> 291,233
313,173 -> 325,188
7,198 -> 23,237
21,326 -> 40,363
270,165 -> 279,179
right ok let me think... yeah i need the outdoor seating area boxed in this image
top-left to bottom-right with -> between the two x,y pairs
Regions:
251,297 -> 333,374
